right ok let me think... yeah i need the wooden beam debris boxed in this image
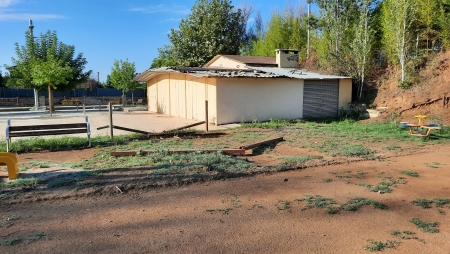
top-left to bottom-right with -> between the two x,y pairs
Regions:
239,137 -> 284,150
164,121 -> 206,133
111,148 -> 245,157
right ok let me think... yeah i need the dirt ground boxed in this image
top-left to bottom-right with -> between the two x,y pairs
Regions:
373,51 -> 450,124
1,140 -> 449,253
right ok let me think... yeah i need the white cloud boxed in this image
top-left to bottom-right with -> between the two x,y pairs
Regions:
0,0 -> 20,8
129,3 -> 190,15
0,10 -> 64,21
160,18 -> 181,23
0,1 -> 64,21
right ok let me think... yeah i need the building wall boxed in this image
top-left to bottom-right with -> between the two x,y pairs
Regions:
216,78 -> 303,125
207,57 -> 245,69
147,74 -> 218,124
339,78 -> 352,109
147,74 -> 352,126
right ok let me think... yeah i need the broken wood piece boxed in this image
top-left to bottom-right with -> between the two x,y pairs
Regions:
97,125 -> 109,130
164,121 -> 206,133
110,148 -> 245,157
239,137 -> 284,150
112,125 -> 152,135
116,186 -> 124,194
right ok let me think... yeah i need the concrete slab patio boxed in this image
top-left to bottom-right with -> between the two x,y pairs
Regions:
0,109 -> 237,140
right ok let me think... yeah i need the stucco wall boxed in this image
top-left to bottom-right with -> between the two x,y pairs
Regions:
147,75 -> 217,124
216,78 -> 303,125
339,78 -> 352,109
147,77 -> 158,112
208,57 -> 246,69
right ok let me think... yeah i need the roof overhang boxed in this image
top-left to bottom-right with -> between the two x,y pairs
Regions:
133,66 -> 352,83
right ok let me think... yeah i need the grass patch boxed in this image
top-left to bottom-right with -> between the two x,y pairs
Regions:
302,195 -> 337,213
0,178 -> 45,188
426,161 -> 443,168
364,239 -> 398,252
340,197 -> 387,211
359,178 -> 398,193
281,156 -> 322,168
434,198 -> 450,207
25,232 -> 45,244
401,171 -> 419,177
409,218 -> 439,233
1,237 -> 21,246
322,178 -> 333,183
412,198 -> 450,209
0,133 -> 145,153
329,144 -> 372,158
275,200 -> 292,213
412,199 -> 433,209
390,230 -> 417,240
386,145 -> 402,151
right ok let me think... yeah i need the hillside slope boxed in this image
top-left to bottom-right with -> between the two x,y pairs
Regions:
372,51 -> 450,125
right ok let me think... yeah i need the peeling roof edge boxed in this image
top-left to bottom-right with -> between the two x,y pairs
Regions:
133,66 -> 351,82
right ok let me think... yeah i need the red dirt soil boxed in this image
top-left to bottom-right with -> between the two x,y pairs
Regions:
373,51 -> 450,124
1,143 -> 450,253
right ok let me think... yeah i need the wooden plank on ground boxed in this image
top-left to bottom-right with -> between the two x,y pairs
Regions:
111,148 -> 245,157
239,137 -> 284,150
112,125 -> 151,135
164,121 -> 206,132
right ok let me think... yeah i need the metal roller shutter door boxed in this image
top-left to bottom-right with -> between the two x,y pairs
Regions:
303,80 -> 339,118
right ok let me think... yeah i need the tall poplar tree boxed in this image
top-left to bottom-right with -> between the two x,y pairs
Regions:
350,0 -> 377,101
381,0 -> 417,85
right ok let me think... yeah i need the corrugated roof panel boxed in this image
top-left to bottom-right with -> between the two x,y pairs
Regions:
134,66 -> 351,82
247,67 -> 350,79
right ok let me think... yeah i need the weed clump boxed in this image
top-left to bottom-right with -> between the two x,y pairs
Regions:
412,199 -> 433,209
340,197 -> 387,211
364,239 -> 398,252
401,171 -> 419,177
410,218 -> 439,233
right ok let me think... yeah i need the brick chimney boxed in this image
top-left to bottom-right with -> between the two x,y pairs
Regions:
275,49 -> 299,68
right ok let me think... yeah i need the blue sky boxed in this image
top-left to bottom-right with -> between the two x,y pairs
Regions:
0,0 -> 311,82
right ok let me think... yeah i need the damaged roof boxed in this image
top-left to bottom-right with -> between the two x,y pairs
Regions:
204,55 -> 278,67
133,66 -> 350,82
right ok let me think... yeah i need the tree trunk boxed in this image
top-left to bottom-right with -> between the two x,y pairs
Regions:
48,84 -> 53,116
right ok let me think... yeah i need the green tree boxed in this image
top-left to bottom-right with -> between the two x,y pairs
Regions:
0,70 -> 5,87
313,0 -> 362,71
30,56 -> 73,116
5,30 -> 90,111
437,0 -> 450,49
150,45 -> 178,68
417,0 -> 439,53
381,0 -> 418,84
251,4 -> 307,59
155,0 -> 249,67
350,0 -> 377,101
110,59 -> 143,103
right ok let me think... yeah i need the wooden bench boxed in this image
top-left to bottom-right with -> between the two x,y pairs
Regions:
6,116 -> 91,152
